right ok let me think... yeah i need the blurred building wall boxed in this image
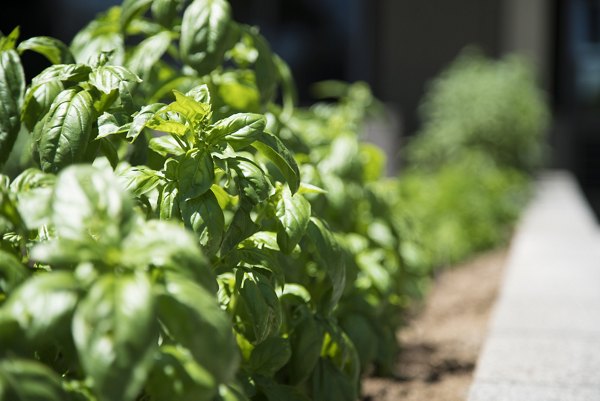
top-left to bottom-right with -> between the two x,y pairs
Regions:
375,0 -> 503,138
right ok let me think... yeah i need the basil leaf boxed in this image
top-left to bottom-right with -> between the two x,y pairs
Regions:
208,113 -> 265,149
159,182 -> 180,220
37,88 -> 95,173
180,189 -> 224,256
152,0 -> 185,27
21,79 -> 63,131
177,149 -> 214,200
70,7 -> 124,64
149,135 -> 185,156
4,271 -> 79,344
89,65 -> 141,95
247,28 -> 277,104
220,201 -> 259,253
229,157 -> 271,205
158,273 -> 239,384
0,50 -> 25,168
304,218 -> 346,313
275,185 -> 311,254
120,0 -> 153,31
0,358 -> 68,401
0,27 -> 20,51
234,270 -> 281,344
126,31 -> 171,80
146,345 -> 217,401
249,337 -> 291,377
50,165 -> 135,244
127,103 -> 165,141
119,165 -> 163,197
122,220 -> 216,293
31,63 -> 92,87
252,132 -> 300,193
17,36 -> 74,65
72,273 -> 158,401
0,250 -> 28,294
180,0 -> 232,75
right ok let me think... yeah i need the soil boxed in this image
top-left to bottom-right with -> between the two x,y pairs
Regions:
361,248 -> 509,401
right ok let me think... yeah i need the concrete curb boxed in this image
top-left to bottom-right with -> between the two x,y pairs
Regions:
467,171 -> 600,400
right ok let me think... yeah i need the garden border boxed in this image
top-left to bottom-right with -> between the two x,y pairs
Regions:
468,170 -> 600,400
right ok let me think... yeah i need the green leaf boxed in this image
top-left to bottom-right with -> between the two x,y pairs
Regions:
249,336 -> 291,377
178,149 -> 215,200
180,0 -> 233,75
89,65 -> 141,95
166,90 -> 211,127
37,88 -> 95,173
49,165 -> 135,244
310,358 -> 357,401
180,190 -> 224,256
122,220 -> 216,292
0,50 -> 25,168
152,0 -> 185,27
158,272 -> 239,384
246,28 -> 277,104
17,36 -> 75,65
126,31 -> 171,79
229,157 -> 271,205
97,112 -> 129,139
252,132 -> 300,193
72,273 -> 158,401
127,103 -> 165,141
0,250 -> 28,294
234,270 -> 281,344
216,70 -> 260,112
0,188 -> 25,232
286,310 -> 323,385
274,55 -> 297,118
146,345 -> 217,401
0,358 -> 69,401
120,0 -> 153,31
99,138 -> 119,169
149,135 -> 186,156
31,63 -> 92,87
4,271 -> 79,344
304,218 -> 346,313
158,182 -> 180,220
147,114 -> 189,136
254,377 -> 310,401
0,27 -> 20,51
21,79 -> 64,131
118,165 -> 163,196
70,7 -> 124,64
220,201 -> 259,253
11,169 -> 54,229
186,84 -> 212,104
208,113 -> 265,149
275,185 -> 311,254
17,183 -> 52,230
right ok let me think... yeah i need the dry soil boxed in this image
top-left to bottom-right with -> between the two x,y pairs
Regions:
361,248 -> 509,401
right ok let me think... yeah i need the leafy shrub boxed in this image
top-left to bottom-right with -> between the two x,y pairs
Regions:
0,2 -> 549,400
0,1 -> 407,400
397,153 -> 530,268
407,49 -> 549,172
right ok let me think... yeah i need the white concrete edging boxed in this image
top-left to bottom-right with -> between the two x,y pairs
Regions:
468,171 -> 600,401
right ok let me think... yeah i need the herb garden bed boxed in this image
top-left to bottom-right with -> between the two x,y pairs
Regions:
0,1 -> 549,400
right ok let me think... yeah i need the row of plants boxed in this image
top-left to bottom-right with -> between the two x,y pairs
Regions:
0,1 -> 548,400
396,50 -> 549,269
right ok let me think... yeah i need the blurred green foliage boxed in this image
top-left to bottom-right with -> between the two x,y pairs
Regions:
407,49 -> 549,172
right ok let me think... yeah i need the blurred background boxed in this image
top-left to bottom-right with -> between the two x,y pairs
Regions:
3,0 -> 600,217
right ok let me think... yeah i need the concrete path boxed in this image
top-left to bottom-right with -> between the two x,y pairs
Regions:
468,171 -> 600,401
